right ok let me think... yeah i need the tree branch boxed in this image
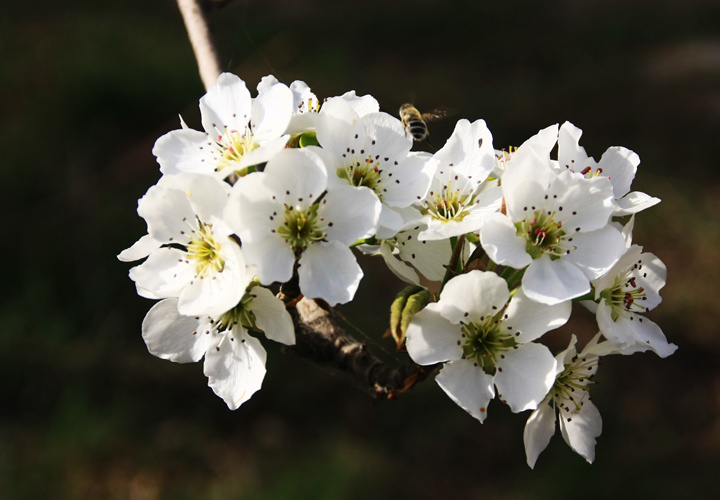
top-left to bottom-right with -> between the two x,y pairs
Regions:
177,0 -> 222,89
281,295 -> 435,400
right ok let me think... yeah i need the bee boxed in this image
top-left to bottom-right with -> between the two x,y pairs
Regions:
399,103 -> 454,142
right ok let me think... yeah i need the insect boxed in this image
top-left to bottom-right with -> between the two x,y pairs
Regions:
399,103 -> 454,142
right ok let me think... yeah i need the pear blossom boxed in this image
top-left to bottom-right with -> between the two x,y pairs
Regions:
414,119 -> 503,241
119,66 -> 674,463
590,244 -> 677,357
481,125 -> 626,305
120,174 -> 250,317
224,147 -> 381,306
142,284 -> 294,409
314,97 -> 436,238
523,333 -> 620,468
556,121 -> 660,216
152,72 -> 293,179
259,75 -> 381,136
405,270 -> 570,422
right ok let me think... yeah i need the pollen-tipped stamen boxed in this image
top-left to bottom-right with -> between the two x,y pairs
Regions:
186,218 -> 225,278
516,210 -> 566,260
460,316 -> 517,375
276,203 -> 326,251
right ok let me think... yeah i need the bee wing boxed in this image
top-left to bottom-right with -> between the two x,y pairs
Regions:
421,106 -> 458,123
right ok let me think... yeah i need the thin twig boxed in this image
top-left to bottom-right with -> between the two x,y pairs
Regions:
177,0 -> 222,89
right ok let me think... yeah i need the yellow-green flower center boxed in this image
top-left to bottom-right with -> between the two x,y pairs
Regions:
337,156 -> 382,192
422,181 -> 475,223
515,211 -> 566,260
600,271 -> 648,320
215,126 -> 259,175
550,354 -> 596,413
215,286 -> 258,332
276,203 -> 326,251
186,220 -> 225,278
460,316 -> 517,375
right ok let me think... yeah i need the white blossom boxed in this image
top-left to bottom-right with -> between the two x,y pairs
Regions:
589,244 -> 677,357
405,270 -> 569,421
120,174 -> 250,317
414,119 -> 502,241
523,333 -> 618,468
314,97 -> 436,238
153,72 -> 293,179
481,125 -> 626,305
142,284 -> 294,410
556,121 -> 660,216
224,147 -> 381,306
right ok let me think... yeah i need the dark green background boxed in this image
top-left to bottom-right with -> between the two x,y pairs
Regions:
2,0 -> 719,498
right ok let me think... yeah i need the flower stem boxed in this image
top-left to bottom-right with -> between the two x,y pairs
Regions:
176,0 -> 222,89
441,234 -> 466,290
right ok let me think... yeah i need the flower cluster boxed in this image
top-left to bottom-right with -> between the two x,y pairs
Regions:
120,73 -> 674,466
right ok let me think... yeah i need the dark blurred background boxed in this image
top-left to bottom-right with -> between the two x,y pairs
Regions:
2,0 -> 719,498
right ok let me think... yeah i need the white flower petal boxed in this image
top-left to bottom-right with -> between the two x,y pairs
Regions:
329,91 -> 379,117
557,121 -> 591,173
256,74 -> 279,93
598,146 -> 639,199
264,148 -> 328,208
438,270 -> 510,324
559,398 -> 602,464
118,234 -> 160,262
435,359 -> 495,423
298,241 -> 363,306
177,241 -> 249,317
316,98 -> 365,155
597,300 -> 677,357
614,191 -> 661,216
152,129 -> 214,176
322,185 -> 381,244
142,298 -> 213,363
234,135 -> 289,172
395,228 -> 451,282
204,328 -> 267,410
200,73 -> 252,134
249,286 -> 295,345
137,185 -> 196,244
523,256 -> 590,305
364,112 -> 412,160
565,224 -> 626,280
523,401 -> 557,469
224,171 -> 277,241
405,303 -> 463,365
243,235 -> 295,285
495,342 -> 557,413
435,119 -> 496,181
638,251 -> 667,306
183,174 -> 231,221
380,242 -> 420,285
376,205 -> 406,239
480,212 -> 533,268
129,248 -> 194,299
552,172 -> 614,233
251,82 -> 293,143
381,153 -> 436,207
504,288 -> 571,343
514,123 -> 559,162
592,244 -> 644,296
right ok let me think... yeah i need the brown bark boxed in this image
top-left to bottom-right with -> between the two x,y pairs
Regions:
281,294 -> 435,400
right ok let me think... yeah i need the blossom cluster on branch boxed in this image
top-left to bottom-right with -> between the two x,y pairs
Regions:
119,72 -> 675,468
